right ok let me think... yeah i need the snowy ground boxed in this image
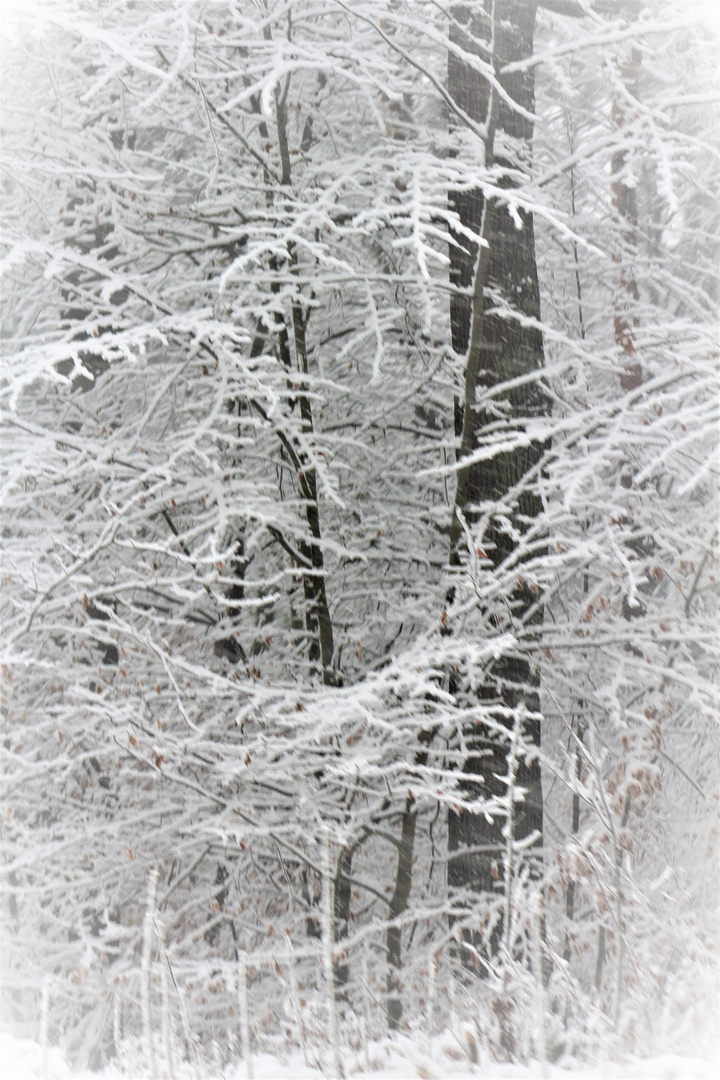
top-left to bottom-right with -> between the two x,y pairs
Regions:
1,1031 -> 716,1080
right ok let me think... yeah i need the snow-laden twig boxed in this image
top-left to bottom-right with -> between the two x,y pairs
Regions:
238,951 -> 253,1080
39,975 -> 50,1080
531,892 -> 548,1079
285,930 -> 308,1066
503,716 -> 522,967
176,982 -> 203,1080
427,952 -> 438,1058
156,916 -> 177,1080
322,832 -> 343,1079
142,869 -> 159,1080
113,989 -> 122,1071
361,949 -> 370,1075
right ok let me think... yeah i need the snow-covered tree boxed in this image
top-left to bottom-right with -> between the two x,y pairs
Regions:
1,0 -> 717,1070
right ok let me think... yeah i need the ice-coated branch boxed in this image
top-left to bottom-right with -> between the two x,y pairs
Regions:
142,869 -> 159,1080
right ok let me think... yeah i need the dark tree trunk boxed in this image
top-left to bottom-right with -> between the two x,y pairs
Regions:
333,846 -> 353,993
447,0 -> 545,965
386,800 -> 418,1029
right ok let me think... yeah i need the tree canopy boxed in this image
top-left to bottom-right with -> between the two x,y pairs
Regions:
1,0 -> 717,1072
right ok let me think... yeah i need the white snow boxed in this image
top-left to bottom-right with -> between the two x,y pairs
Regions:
1,1031 -> 716,1080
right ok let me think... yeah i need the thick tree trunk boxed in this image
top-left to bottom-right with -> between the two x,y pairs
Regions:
447,0 -> 545,965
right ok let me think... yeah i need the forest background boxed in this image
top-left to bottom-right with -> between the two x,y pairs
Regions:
0,0 -> 718,1075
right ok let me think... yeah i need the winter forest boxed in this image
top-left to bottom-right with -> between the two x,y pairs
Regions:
0,0 -> 718,1076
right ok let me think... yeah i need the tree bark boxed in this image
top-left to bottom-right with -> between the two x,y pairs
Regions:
332,846 -> 353,993
386,800 -> 418,1030
447,0 -> 545,966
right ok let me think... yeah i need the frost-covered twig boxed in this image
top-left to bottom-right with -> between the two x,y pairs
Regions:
142,869 -> 159,1080
113,988 -> 122,1071
238,951 -> 253,1080
531,892 -> 548,1078
361,949 -> 370,1074
176,982 -> 203,1080
285,930 -> 308,1066
322,832 -> 343,1079
40,975 -> 50,1080
156,916 -> 177,1080
427,951 -> 437,1057
503,716 -> 521,966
